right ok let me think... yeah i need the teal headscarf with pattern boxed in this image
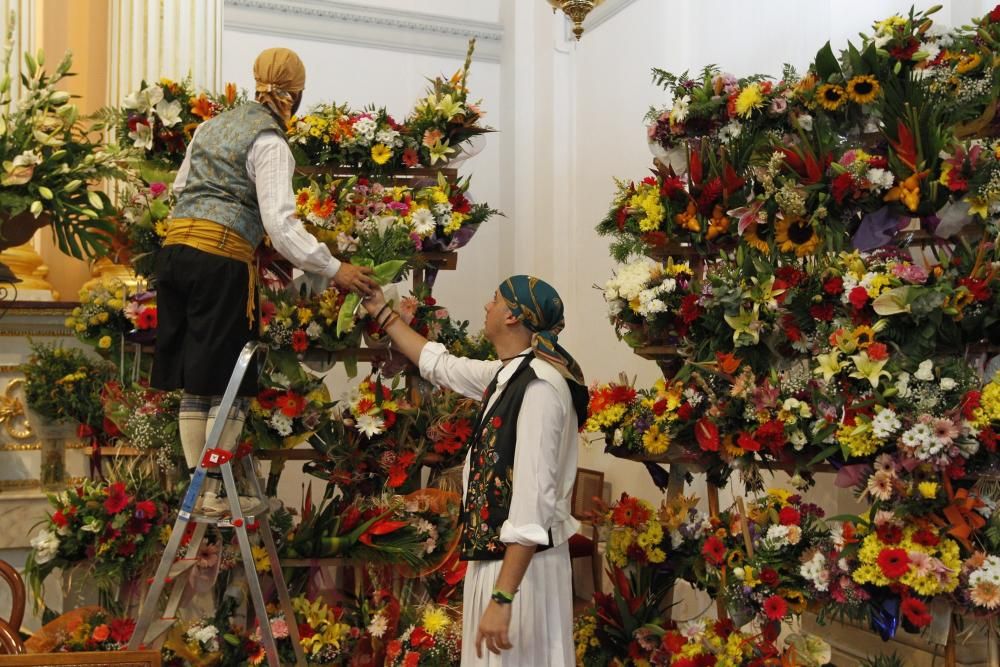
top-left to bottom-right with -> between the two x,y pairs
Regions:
498,275 -> 585,388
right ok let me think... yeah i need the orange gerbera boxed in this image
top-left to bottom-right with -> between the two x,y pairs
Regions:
612,495 -> 651,528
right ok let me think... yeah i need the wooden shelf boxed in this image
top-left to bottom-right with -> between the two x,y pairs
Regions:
295,165 -> 458,183
632,345 -> 680,360
419,251 -> 458,271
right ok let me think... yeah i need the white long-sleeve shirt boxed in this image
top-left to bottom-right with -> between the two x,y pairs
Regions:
173,129 -> 341,279
418,342 -> 581,548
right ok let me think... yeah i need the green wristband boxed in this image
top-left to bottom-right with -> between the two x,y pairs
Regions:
491,588 -> 514,604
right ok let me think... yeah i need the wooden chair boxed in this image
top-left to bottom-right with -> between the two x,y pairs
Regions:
0,559 -> 25,637
568,467 -> 605,598
0,617 -> 25,655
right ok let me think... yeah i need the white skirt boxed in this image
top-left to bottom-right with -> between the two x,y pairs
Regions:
460,541 -> 574,667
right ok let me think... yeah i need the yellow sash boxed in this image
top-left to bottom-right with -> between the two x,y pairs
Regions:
163,218 -> 257,329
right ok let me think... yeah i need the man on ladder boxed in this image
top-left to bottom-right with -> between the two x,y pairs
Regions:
132,48 -> 376,665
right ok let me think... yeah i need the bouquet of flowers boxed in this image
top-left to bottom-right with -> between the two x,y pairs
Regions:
245,349 -> 332,451
283,489 -> 426,568
102,382 -> 181,470
601,257 -> 698,347
396,488 -> 462,577
19,341 -> 116,430
421,387 -> 477,470
45,608 -> 136,652
114,180 -> 173,277
289,595 -> 362,664
307,375 -> 423,495
64,278 -> 133,353
385,604 -> 462,667
289,103 -> 408,172
1,22 -> 130,259
403,39 -> 491,169
113,77 -> 244,172
24,475 -> 170,611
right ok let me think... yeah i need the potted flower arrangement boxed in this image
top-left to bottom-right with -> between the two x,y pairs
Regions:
1,18 -> 131,260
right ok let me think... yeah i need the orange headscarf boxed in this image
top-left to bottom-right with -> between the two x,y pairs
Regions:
253,48 -> 306,124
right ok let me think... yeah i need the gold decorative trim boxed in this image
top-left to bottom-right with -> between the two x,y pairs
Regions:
0,366 -> 24,373
0,328 -> 74,337
0,479 -> 40,491
1,378 -> 31,439
0,441 -> 40,451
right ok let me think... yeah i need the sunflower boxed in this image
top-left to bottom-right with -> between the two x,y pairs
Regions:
956,53 -> 983,75
846,75 -> 880,104
816,83 -> 846,111
774,216 -> 820,257
743,221 -> 771,254
850,325 -> 876,349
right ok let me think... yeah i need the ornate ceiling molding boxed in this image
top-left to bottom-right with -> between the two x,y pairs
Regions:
577,0 -> 640,34
224,0 -> 503,62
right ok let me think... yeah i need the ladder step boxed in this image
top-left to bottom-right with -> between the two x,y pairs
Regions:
142,618 -> 178,645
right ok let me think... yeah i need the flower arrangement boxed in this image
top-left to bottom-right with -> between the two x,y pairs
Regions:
113,77 -> 244,172
421,387 -> 477,470
385,604 -> 462,667
114,180 -> 173,277
25,475 -> 170,611
602,493 -> 668,568
289,594 -> 361,664
19,341 -> 116,430
601,257 -> 697,347
288,40 -> 490,172
283,489 -> 426,568
244,350 -> 332,451
307,375 -> 423,495
101,382 -> 181,470
63,278 -> 133,353
46,609 -> 136,652
1,20 -> 130,259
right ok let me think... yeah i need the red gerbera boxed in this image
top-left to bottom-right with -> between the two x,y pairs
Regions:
911,528 -> 940,547
257,388 -> 280,410
876,548 -> 910,579
276,392 -> 306,418
702,535 -> 726,566
104,482 -> 131,514
762,595 -> 788,620
136,308 -> 157,330
292,329 -> 309,353
612,495 -> 651,528
875,523 -> 903,545
901,596 -> 933,627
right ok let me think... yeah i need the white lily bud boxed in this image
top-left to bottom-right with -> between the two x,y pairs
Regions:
63,179 -> 82,193
38,186 -> 53,200
82,209 -> 98,219
49,90 -> 70,106
87,191 -> 103,210
30,201 -> 44,216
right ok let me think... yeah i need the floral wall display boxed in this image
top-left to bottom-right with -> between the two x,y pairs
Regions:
580,4 -> 1000,662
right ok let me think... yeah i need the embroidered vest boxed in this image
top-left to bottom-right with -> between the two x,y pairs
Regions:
459,359 -> 554,561
170,103 -> 284,247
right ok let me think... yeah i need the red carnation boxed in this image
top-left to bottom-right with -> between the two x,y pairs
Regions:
876,548 -> 910,579
763,595 -> 788,620
104,482 -> 131,514
809,303 -> 834,322
702,535 -> 726,566
867,342 -> 889,361
662,631 -> 686,653
760,567 -> 780,587
778,506 -> 800,526
823,276 -> 844,295
677,403 -> 693,421
679,293 -> 702,324
848,285 -> 869,309
292,330 -> 309,353
901,596 -> 933,627
990,4 -> 1000,22
52,510 -> 68,528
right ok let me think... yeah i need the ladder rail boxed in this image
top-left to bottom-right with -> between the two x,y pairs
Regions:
129,342 -> 306,667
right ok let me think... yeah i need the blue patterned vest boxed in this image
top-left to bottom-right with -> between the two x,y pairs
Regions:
170,103 -> 284,247
460,358 -> 555,561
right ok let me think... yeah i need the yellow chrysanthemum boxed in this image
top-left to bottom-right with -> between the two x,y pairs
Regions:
735,83 -> 765,117
421,606 -> 450,635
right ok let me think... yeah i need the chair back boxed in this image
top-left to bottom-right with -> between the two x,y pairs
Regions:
571,468 -> 605,521
0,560 -> 25,635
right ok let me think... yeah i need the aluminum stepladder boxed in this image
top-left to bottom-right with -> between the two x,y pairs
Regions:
128,341 -> 306,667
